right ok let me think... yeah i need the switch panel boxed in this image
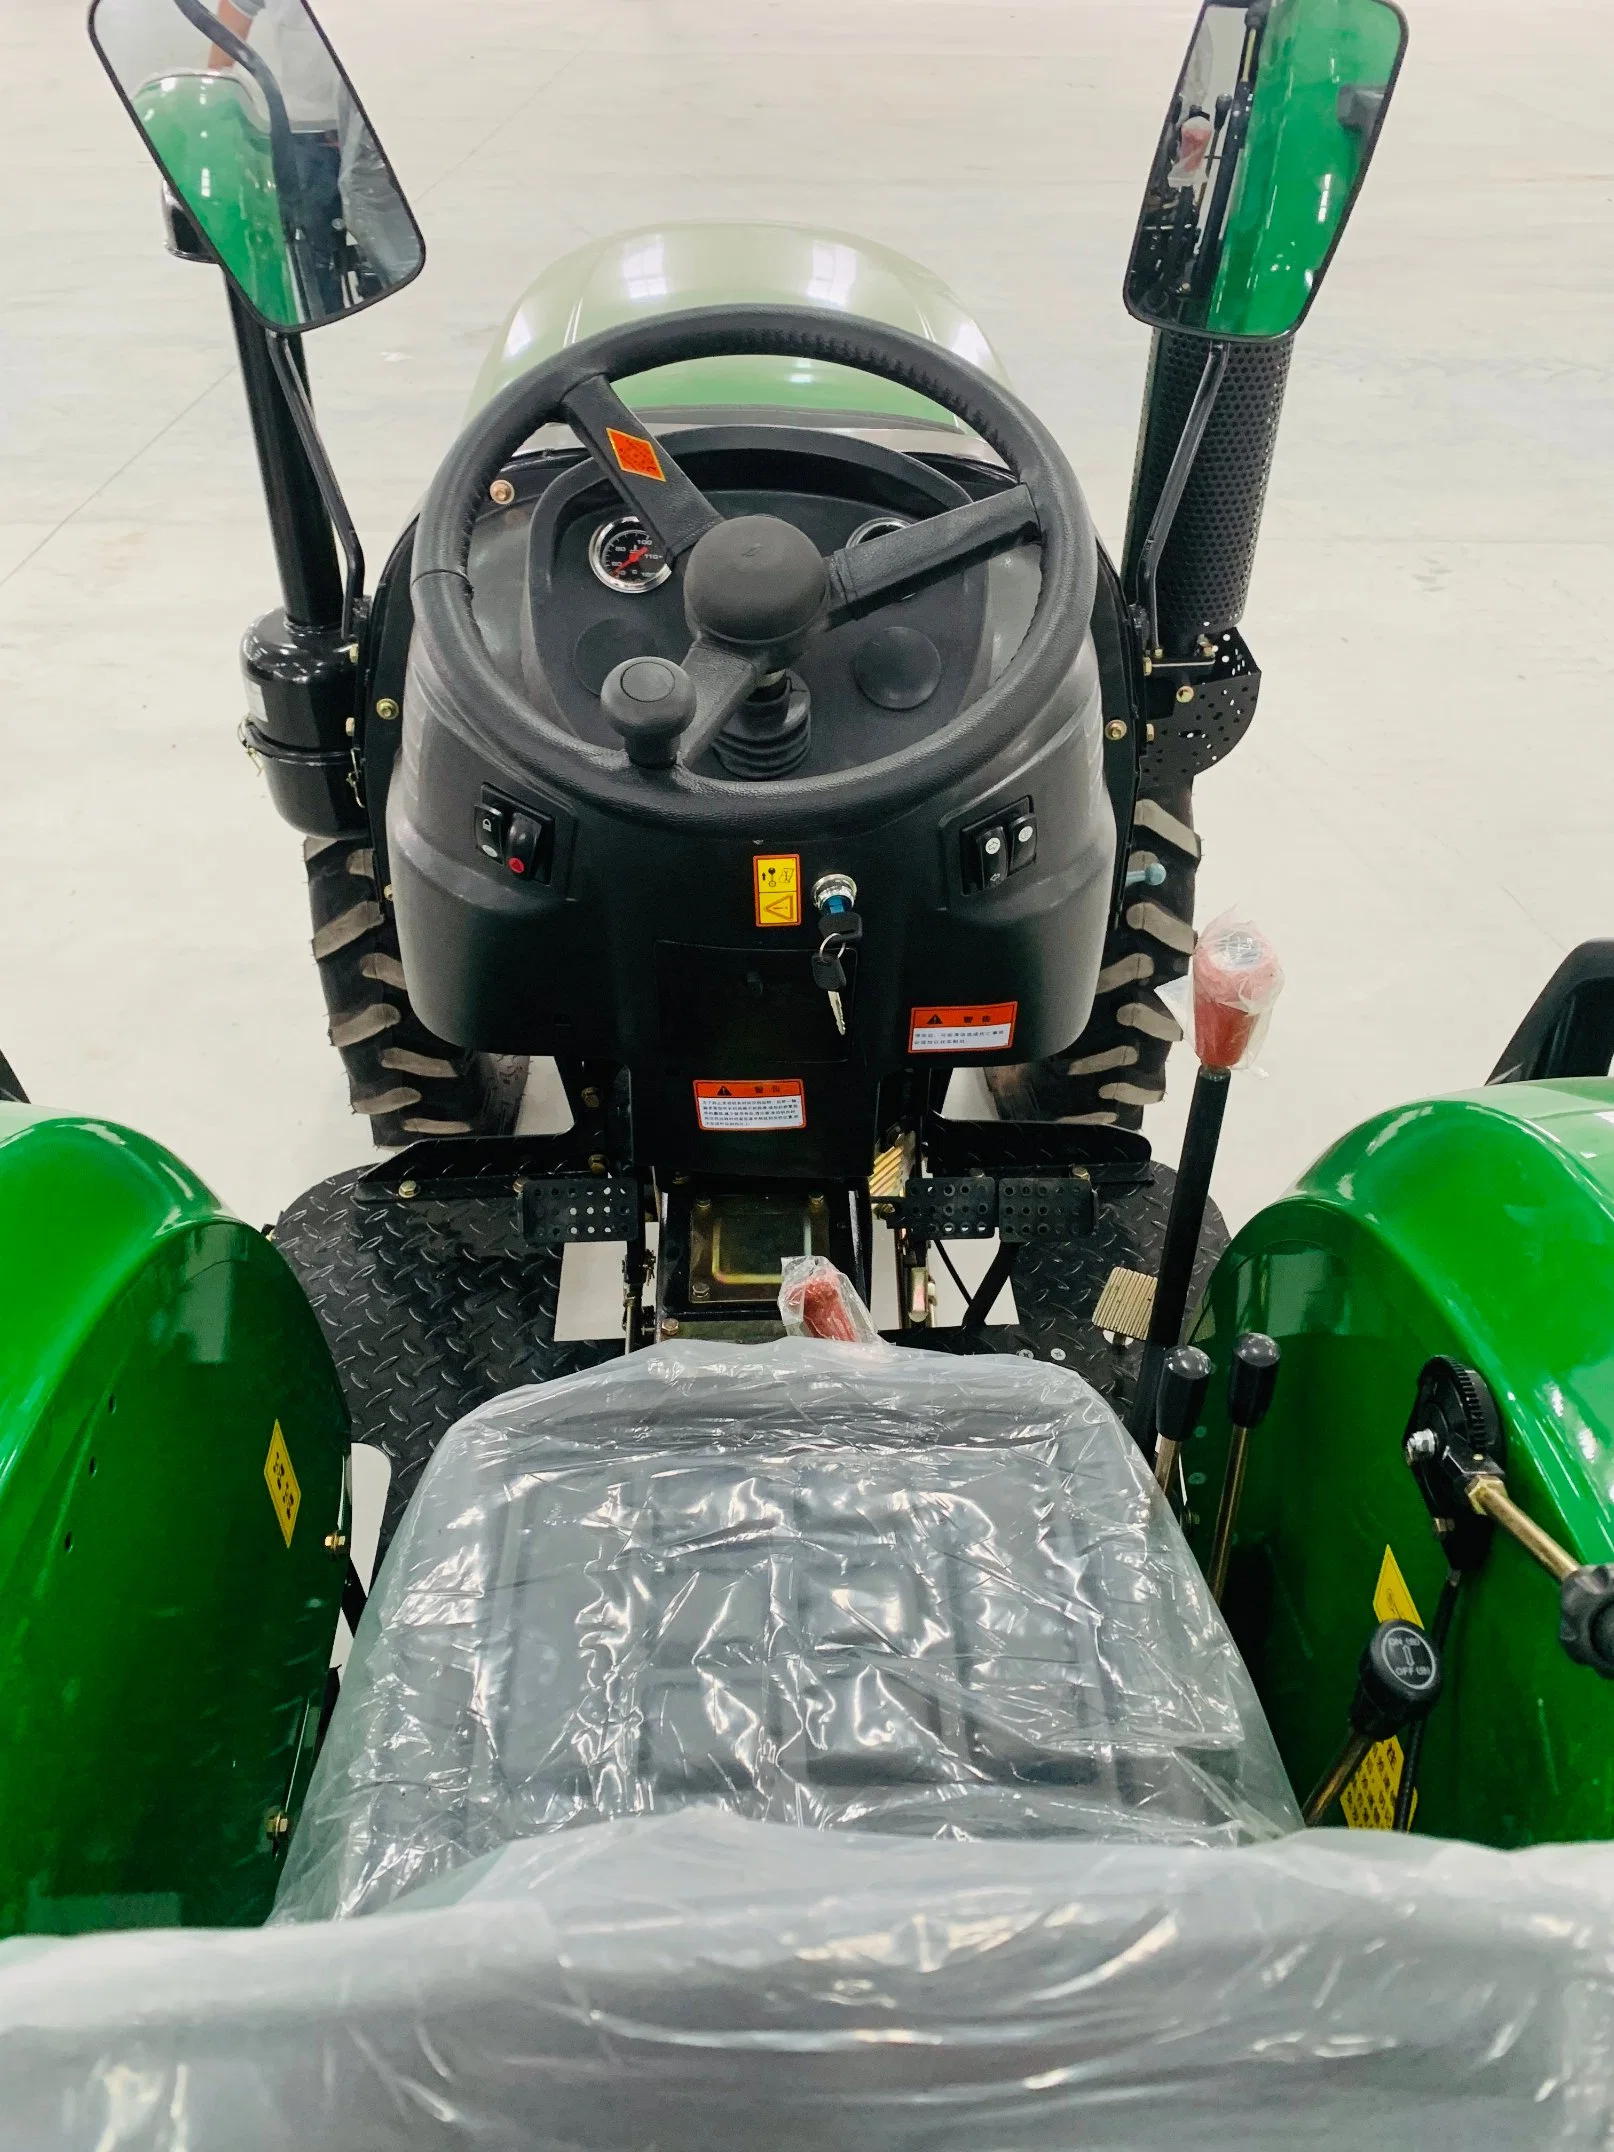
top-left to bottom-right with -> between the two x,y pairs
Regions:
478,787 -> 555,883
960,796 -> 1032,892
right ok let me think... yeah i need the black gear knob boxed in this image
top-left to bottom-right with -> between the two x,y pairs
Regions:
1156,1345 -> 1212,1450
601,656 -> 696,769
1560,1564 -> 1614,1678
1350,1619 -> 1443,1742
1227,1332 -> 1280,1429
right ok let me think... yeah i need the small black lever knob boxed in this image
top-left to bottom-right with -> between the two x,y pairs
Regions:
601,657 -> 696,769
1560,1563 -> 1614,1678
1350,1619 -> 1443,1742
1156,1344 -> 1213,1450
1227,1332 -> 1280,1430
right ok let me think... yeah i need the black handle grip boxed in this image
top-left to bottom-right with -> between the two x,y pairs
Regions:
1350,1619 -> 1443,1742
601,657 -> 696,769
1156,1344 -> 1213,1449
1560,1564 -> 1614,1678
1227,1332 -> 1280,1430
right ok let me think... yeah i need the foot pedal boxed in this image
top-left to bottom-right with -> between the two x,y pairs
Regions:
1093,1264 -> 1156,1340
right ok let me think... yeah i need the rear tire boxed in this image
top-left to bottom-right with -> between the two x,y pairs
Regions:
304,835 -> 527,1146
987,782 -> 1199,1128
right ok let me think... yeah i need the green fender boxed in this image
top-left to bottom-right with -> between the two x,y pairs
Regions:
1209,0 -> 1405,337
0,1107 -> 347,1935
466,221 -> 1010,428
134,70 -> 295,325
1191,1079 -> 1614,1846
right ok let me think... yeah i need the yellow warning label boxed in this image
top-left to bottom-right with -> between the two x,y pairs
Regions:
1341,1546 -> 1424,1830
753,853 -> 801,927
264,1421 -> 301,1548
1373,1544 -> 1423,1626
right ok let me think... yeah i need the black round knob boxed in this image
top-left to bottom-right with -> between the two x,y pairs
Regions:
600,657 -> 696,769
853,624 -> 942,711
1227,1332 -> 1280,1430
1560,1563 -> 1614,1678
1350,1619 -> 1443,1741
1156,1344 -> 1213,1449
683,516 -> 828,656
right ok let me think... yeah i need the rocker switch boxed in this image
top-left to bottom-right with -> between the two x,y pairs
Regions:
504,812 -> 545,878
961,796 -> 1032,891
972,824 -> 1009,888
474,802 -> 507,860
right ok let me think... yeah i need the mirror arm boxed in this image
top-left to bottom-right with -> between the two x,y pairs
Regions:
226,289 -> 345,633
1129,339 -> 1229,657
267,330 -> 365,644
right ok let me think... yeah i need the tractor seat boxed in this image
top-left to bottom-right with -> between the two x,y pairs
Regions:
275,1341 -> 1299,1922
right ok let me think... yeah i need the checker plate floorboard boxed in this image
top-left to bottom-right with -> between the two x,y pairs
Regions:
276,1163 -> 1224,1555
274,1169 -> 620,1551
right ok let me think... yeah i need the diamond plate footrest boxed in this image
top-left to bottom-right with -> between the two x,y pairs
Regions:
274,1167 -> 621,1559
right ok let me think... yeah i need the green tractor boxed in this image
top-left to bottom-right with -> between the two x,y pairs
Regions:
10,0 -> 1614,2040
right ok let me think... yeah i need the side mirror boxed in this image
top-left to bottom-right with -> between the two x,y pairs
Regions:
1124,0 -> 1407,340
89,0 -> 424,333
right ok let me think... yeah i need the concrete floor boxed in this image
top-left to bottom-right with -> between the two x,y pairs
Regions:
3,0 -> 1612,1277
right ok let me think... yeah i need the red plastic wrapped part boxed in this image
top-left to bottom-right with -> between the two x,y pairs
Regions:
1191,910 -> 1284,1071
778,1257 -> 882,1343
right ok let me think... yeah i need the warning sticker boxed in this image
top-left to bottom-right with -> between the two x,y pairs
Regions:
909,1002 -> 1017,1054
605,426 -> 666,482
263,1421 -> 301,1548
695,1079 -> 806,1132
1341,1546 -> 1424,1830
753,853 -> 801,927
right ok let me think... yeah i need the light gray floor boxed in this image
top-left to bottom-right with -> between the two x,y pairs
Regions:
3,0 -> 1611,1271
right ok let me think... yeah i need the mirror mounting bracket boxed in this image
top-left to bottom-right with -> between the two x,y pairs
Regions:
267,332 -> 365,644
1128,339 -> 1229,659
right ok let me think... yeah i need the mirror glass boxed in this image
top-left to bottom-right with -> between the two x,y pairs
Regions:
1125,0 -> 1406,340
90,0 -> 424,332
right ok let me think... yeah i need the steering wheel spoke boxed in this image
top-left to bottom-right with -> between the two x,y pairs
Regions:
823,483 -> 1040,625
560,374 -> 723,560
677,639 -> 764,764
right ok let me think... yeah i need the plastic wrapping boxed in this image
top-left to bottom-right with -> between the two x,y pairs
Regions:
13,1810 -> 1614,2148
274,1340 -> 1297,1922
778,1253 -> 882,1341
1170,906 -> 1285,1069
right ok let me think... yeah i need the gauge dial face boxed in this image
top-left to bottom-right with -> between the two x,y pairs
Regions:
587,514 -> 672,594
847,514 -> 911,548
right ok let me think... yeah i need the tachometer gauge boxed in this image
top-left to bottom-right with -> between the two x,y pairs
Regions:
587,514 -> 672,594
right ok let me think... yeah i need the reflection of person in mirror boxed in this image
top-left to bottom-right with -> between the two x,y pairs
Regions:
207,0 -> 416,312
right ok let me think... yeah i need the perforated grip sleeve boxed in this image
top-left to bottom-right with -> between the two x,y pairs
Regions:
1121,330 -> 1292,656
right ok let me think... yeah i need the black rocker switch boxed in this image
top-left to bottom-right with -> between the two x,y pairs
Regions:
504,811 -> 547,879
474,801 -> 507,860
961,797 -> 1033,891
966,821 -> 1009,888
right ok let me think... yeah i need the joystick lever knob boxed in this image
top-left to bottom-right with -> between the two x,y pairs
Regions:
1152,1344 -> 1211,1494
601,657 -> 696,769
1303,1619 -> 1443,1824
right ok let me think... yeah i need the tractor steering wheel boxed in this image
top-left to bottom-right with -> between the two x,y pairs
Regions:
411,305 -> 1097,834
